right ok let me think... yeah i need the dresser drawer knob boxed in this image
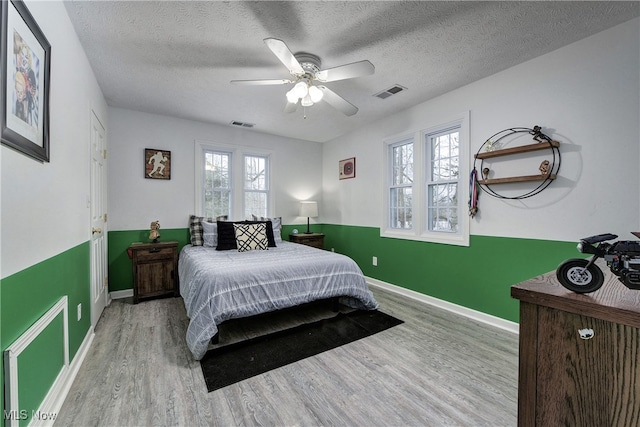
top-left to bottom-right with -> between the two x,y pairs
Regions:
578,328 -> 594,340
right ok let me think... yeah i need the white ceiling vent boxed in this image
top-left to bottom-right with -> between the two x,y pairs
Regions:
230,120 -> 255,128
374,84 -> 407,99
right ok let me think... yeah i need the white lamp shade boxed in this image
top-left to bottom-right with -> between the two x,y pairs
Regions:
299,201 -> 318,218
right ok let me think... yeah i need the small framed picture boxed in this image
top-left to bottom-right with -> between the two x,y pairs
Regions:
339,157 -> 355,180
145,148 -> 171,180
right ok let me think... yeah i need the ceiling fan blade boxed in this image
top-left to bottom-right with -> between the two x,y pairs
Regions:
318,86 -> 358,116
316,60 -> 375,83
264,38 -> 304,75
231,79 -> 292,85
284,101 -> 298,113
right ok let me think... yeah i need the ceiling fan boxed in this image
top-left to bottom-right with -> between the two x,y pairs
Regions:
231,38 -> 374,116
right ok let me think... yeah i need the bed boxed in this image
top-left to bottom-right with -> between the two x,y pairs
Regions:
179,217 -> 379,360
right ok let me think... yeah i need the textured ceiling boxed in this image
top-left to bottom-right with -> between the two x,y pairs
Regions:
64,1 -> 639,143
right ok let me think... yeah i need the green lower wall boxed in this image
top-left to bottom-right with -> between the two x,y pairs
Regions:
320,224 -> 578,322
1,242 -> 91,427
15,314 -> 65,427
109,224 -> 578,323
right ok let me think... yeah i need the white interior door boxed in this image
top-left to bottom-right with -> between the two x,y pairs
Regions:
90,110 -> 108,327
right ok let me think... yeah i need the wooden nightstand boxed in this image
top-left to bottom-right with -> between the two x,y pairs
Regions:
128,241 -> 178,303
289,233 -> 324,249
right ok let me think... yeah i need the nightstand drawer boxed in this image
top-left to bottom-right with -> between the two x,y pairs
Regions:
290,233 -> 324,249
133,246 -> 175,261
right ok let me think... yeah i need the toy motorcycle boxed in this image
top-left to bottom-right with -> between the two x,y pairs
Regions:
556,232 -> 640,293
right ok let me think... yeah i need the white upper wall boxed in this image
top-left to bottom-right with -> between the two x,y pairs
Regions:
107,108 -> 322,231
1,0 -> 108,278
323,18 -> 640,242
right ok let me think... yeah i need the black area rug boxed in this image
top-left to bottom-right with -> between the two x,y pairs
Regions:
200,309 -> 403,392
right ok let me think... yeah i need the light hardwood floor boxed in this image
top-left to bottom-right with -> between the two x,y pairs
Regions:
55,286 -> 519,426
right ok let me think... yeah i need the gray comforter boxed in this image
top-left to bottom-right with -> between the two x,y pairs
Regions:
178,241 -> 379,360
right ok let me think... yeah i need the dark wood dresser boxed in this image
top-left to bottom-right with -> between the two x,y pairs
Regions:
511,260 -> 640,426
129,241 -> 179,303
289,233 -> 324,249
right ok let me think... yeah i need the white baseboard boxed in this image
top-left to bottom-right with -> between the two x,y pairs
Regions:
30,327 -> 95,427
366,276 -> 519,335
110,289 -> 133,300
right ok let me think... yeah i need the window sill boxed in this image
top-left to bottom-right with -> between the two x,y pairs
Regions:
380,229 -> 469,247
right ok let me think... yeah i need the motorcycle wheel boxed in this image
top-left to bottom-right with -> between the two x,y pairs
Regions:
556,258 -> 604,293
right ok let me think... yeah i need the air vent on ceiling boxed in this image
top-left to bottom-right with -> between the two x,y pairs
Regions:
374,84 -> 407,99
230,120 -> 255,128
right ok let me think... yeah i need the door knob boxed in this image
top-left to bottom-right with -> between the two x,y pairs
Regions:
92,227 -> 102,234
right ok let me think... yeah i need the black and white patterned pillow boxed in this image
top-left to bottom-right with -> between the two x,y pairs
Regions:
189,214 -> 227,246
216,221 -> 276,250
233,223 -> 268,252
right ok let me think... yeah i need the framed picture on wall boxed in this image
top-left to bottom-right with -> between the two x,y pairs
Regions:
145,148 -> 171,180
1,0 -> 51,162
339,157 -> 356,180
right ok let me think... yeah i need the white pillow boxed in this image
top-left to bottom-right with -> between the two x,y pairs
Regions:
202,221 -> 218,247
252,215 -> 282,242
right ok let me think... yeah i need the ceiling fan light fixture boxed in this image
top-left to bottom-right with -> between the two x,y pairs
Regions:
308,85 -> 323,103
301,94 -> 314,107
236,38 -> 373,117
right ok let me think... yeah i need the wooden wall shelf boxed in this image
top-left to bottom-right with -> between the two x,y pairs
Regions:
477,173 -> 556,185
474,140 -> 560,160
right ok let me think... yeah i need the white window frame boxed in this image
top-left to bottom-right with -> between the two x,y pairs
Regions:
385,135 -> 416,236
195,140 -> 273,219
382,112 -> 469,246
201,148 -> 233,219
243,154 -> 270,219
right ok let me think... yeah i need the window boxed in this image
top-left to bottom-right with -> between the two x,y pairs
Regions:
427,128 -> 459,233
382,112 -> 469,246
389,138 -> 414,230
196,141 -> 272,220
244,155 -> 269,218
203,150 -> 232,218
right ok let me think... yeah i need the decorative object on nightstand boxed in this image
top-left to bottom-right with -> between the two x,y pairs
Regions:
290,232 -> 324,249
149,220 -> 160,243
299,200 -> 318,234
128,240 -> 178,303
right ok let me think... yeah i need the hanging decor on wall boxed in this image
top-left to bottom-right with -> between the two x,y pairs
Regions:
470,125 -> 561,214
0,0 -> 51,162
145,148 -> 171,180
339,157 -> 356,180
